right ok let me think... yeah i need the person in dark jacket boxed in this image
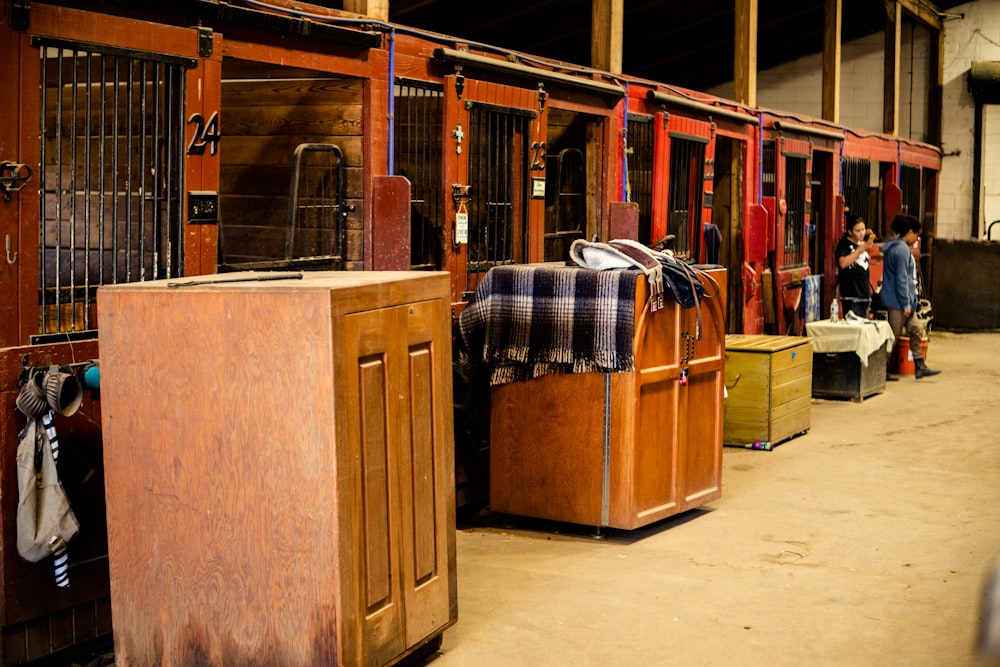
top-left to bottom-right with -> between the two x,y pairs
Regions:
835,214 -> 873,317
880,214 -> 940,379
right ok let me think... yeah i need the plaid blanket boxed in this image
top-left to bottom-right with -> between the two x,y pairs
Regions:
458,264 -> 638,386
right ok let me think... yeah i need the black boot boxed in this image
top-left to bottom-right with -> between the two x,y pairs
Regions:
914,358 -> 940,379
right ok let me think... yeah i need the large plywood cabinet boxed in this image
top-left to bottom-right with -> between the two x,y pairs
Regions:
488,268 -> 727,530
98,271 -> 457,667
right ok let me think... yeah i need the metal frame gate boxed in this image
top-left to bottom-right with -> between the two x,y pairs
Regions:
35,37 -> 189,340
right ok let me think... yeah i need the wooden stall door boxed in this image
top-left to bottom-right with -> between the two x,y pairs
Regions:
448,79 -> 541,301
17,12 -> 219,345
0,6 -> 216,664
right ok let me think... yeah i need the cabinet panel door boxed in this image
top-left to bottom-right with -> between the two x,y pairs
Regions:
679,277 -> 726,510
342,299 -> 455,662
395,299 -> 456,646
627,296 -> 682,527
680,371 -> 724,508
629,377 -> 680,523
343,306 -> 406,666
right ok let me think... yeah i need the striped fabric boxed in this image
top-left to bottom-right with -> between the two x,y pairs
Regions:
40,411 -> 70,588
459,264 -> 638,386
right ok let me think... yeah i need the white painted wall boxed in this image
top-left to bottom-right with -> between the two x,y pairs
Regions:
706,0 -> 1000,240
945,2 -> 1000,239
986,106 -> 1000,238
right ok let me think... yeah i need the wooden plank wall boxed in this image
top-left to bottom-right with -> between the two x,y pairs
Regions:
220,69 -> 364,268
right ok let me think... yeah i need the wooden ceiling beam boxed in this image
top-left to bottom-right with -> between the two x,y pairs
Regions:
344,0 -> 388,21
883,1 -> 901,135
734,0 -> 757,107
592,0 -> 624,75
898,0 -> 943,31
821,0 -> 841,124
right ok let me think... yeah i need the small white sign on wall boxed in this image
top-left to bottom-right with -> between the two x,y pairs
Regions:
532,177 -> 546,199
455,211 -> 468,244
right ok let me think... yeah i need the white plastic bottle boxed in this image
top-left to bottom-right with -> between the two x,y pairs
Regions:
830,298 -> 839,322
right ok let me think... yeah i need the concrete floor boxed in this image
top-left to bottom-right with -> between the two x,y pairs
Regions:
423,330 -> 1000,667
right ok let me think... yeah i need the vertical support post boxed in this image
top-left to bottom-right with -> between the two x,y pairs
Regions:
734,0 -> 757,108
822,0 -> 841,124
883,1 -> 902,136
591,0 -> 623,75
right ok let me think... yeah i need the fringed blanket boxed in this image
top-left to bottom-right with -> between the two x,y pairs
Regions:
458,264 -> 637,386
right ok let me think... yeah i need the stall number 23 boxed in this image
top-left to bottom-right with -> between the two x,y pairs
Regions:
187,112 -> 220,156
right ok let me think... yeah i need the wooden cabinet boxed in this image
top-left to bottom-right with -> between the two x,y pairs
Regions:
98,271 -> 457,667
489,268 -> 727,530
723,335 -> 812,445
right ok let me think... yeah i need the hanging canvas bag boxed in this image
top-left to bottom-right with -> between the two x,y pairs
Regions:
15,418 -> 79,563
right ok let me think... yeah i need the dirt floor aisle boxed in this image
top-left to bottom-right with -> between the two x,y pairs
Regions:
427,331 -> 1000,667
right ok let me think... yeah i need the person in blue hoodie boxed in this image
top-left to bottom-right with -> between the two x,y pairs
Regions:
880,214 -> 940,379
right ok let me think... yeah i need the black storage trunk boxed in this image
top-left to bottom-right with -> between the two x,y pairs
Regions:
811,348 -> 887,402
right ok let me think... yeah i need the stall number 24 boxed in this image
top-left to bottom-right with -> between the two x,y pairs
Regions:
187,112 -> 220,156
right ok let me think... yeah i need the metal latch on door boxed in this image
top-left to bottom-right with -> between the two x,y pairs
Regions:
0,161 -> 32,201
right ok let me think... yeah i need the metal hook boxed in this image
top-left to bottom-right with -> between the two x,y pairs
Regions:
5,235 -> 16,264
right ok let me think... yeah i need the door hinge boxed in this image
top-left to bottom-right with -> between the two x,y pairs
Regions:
11,0 -> 30,31
197,26 -> 214,58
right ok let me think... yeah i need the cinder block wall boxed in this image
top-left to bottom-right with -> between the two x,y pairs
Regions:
931,239 -> 1000,330
705,1 -> 1000,242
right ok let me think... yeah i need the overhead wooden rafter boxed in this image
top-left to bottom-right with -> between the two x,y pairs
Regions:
344,0 -> 389,21
591,0 -> 624,75
898,0 -> 943,30
822,0 -> 841,123
734,0 -> 758,107
884,1 -> 902,135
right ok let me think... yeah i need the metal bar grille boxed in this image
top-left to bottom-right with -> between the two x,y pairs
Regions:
900,163 -> 921,220
783,156 -> 806,266
626,114 -> 654,244
466,105 -> 529,292
37,41 -> 185,338
667,136 -> 705,258
393,79 -> 444,271
841,157 -> 872,223
762,141 -> 776,198
286,143 -> 345,265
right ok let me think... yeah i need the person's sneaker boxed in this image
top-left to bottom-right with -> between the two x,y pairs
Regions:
885,373 -> 899,382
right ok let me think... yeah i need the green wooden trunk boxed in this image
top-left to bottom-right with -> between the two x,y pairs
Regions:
724,335 -> 812,446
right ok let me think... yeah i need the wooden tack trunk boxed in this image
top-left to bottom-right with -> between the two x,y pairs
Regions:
489,268 -> 728,530
723,335 -> 812,446
98,271 -> 457,667
811,348 -> 888,402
